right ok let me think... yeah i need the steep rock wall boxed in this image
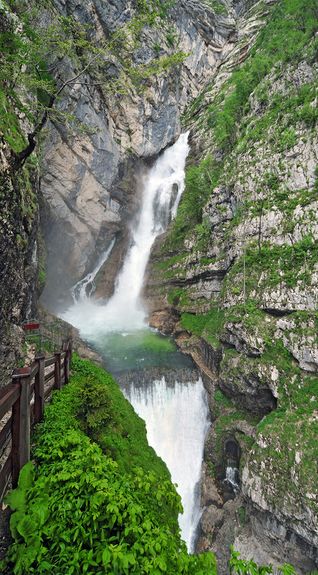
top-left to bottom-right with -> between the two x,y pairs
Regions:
145,0 -> 318,571
0,142 -> 39,387
0,6 -> 41,387
40,0 -> 242,310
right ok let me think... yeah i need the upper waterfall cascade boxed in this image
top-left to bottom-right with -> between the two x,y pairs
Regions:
64,133 -> 190,337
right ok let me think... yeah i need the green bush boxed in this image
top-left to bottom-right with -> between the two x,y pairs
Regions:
2,357 -> 217,575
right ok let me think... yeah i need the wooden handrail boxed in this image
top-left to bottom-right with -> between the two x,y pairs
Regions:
0,337 -> 72,501
0,385 -> 20,421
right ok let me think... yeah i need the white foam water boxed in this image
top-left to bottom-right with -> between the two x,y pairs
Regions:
63,133 -> 190,338
123,376 -> 210,552
71,238 -> 116,302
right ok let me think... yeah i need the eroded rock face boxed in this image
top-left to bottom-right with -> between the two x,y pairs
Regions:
41,0 -> 240,310
0,139 -> 39,386
145,1 -> 318,570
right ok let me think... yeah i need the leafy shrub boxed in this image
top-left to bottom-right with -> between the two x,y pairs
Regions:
2,357 -> 217,575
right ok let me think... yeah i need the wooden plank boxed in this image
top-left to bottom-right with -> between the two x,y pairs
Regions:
0,455 -> 12,502
44,382 -> 55,400
54,353 -> 61,390
60,368 -> 65,386
45,357 -> 55,368
44,369 -> 55,383
0,385 -> 20,421
11,374 -> 31,488
64,349 -> 70,385
34,355 -> 45,424
0,416 -> 12,457
29,363 -> 39,379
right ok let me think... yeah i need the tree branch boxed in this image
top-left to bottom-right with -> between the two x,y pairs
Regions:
13,52 -> 105,167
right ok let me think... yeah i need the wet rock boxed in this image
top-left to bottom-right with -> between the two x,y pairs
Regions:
219,354 -> 277,415
221,322 -> 265,357
201,506 -> 224,534
41,0 -> 239,309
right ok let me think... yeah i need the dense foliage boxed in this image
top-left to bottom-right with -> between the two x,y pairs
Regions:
2,356 -> 216,575
165,0 -> 318,249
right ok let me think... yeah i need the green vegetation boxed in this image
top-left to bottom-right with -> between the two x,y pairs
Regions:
167,287 -> 190,307
213,405 -> 258,465
164,156 -> 223,248
2,356 -> 300,574
181,308 -> 225,346
205,0 -> 318,152
180,312 -> 211,336
226,235 -> 317,294
204,0 -> 228,16
250,375 -> 318,510
0,0 -> 184,162
230,549 -> 296,575
162,0 -> 318,254
2,356 -> 217,575
237,82 -> 317,155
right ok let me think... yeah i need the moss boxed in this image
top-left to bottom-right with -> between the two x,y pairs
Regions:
223,235 -> 317,297
204,0 -> 228,15
167,287 -> 190,307
70,355 -> 173,483
250,393 -> 318,512
163,156 -> 223,249
213,408 -> 258,465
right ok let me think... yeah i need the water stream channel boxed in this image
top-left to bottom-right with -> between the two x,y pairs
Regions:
63,134 -> 210,551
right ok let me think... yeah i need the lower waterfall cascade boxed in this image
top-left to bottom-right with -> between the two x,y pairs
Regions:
63,133 -> 210,550
121,374 -> 210,551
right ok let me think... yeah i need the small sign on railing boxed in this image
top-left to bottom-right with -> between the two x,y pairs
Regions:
22,322 -> 40,331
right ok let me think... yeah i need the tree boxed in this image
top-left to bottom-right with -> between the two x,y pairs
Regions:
0,0 -> 184,167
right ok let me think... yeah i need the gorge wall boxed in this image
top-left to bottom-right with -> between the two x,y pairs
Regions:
1,0 -> 317,572
40,0 -> 240,311
145,0 -> 318,572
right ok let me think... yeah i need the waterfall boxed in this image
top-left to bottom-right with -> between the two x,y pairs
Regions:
122,375 -> 210,552
225,462 -> 240,494
72,239 -> 115,302
63,133 -> 190,337
62,134 -> 211,552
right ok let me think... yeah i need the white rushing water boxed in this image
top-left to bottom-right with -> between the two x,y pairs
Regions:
71,238 -> 115,302
123,376 -> 210,552
62,133 -> 210,550
64,133 -> 190,337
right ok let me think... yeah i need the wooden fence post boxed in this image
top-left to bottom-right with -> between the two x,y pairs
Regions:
54,352 -> 62,390
11,368 -> 31,488
64,347 -> 70,385
34,354 -> 45,424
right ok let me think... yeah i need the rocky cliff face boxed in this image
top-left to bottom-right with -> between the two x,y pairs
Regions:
0,7 -> 42,387
145,0 -> 318,571
40,0 -> 243,310
0,141 -> 39,387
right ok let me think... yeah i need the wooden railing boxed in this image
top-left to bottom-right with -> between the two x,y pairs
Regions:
0,339 -> 72,502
